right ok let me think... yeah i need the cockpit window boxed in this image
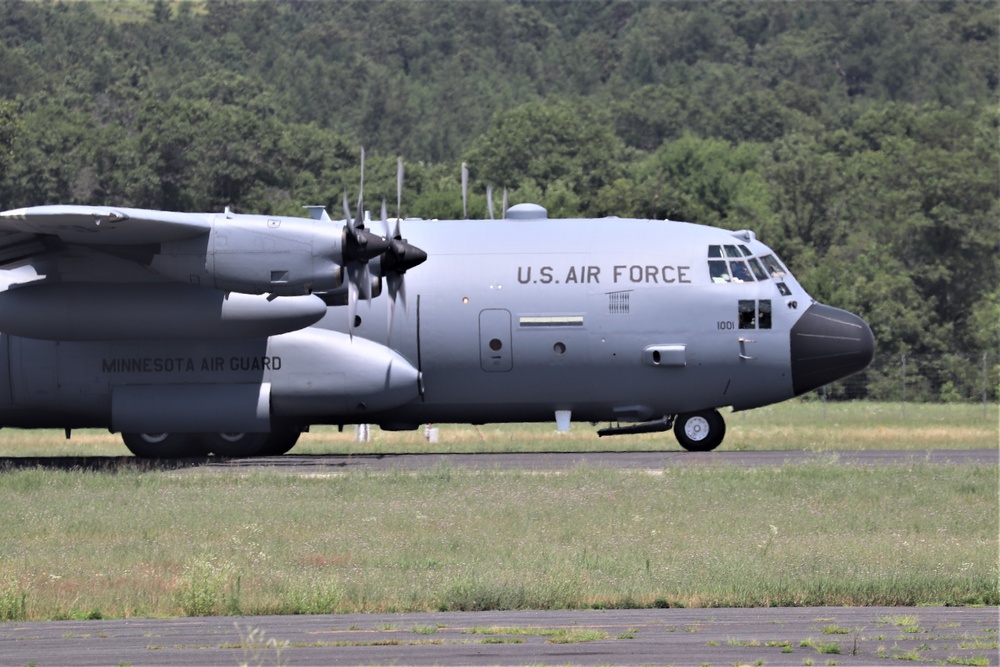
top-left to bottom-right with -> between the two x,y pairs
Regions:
709,260 -> 731,283
758,300 -> 772,329
759,254 -> 787,278
729,260 -> 754,282
708,246 -> 790,287
748,258 -> 768,281
738,300 -> 756,329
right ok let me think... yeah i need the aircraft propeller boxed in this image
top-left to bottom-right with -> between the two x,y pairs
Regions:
377,158 -> 427,337
341,148 -> 390,337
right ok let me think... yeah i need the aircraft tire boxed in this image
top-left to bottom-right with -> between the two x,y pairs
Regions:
673,409 -> 726,452
256,427 -> 302,456
121,432 -> 200,458
200,432 -> 268,457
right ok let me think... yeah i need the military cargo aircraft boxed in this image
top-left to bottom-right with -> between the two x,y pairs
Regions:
0,159 -> 873,457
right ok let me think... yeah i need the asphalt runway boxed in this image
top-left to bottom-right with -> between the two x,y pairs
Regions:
0,447 -> 995,473
1,606 -> 996,666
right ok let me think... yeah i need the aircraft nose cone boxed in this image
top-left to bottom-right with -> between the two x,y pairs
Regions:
790,303 -> 875,396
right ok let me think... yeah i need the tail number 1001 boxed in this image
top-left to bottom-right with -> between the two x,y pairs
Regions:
717,321 -> 735,330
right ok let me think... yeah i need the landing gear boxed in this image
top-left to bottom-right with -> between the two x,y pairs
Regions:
121,432 -> 199,458
257,426 -> 302,456
673,409 -> 726,452
200,432 -> 268,457
121,427 -> 301,458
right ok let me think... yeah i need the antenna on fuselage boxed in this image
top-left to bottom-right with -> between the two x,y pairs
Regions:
461,162 -> 469,219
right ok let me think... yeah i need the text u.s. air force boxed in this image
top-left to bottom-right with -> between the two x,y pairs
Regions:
517,265 -> 692,285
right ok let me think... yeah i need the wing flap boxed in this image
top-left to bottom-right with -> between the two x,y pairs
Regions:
0,205 -> 212,245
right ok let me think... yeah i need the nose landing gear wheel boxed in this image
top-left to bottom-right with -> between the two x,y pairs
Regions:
673,409 -> 726,452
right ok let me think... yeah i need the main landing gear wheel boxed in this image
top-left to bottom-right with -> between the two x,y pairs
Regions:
257,428 -> 301,456
200,432 -> 268,457
121,432 -> 199,459
673,409 -> 726,452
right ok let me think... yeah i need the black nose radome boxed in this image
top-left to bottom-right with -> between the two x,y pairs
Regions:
790,303 -> 875,396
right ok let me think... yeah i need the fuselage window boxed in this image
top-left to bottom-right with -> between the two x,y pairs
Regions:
724,245 -> 742,258
729,261 -> 754,283
776,282 -> 792,296
738,300 -> 756,329
708,245 -> 723,258
758,300 -> 772,329
739,245 -> 753,257
748,258 -> 768,281
709,260 -> 731,283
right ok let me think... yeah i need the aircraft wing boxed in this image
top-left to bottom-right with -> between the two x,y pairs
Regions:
0,205 -> 213,248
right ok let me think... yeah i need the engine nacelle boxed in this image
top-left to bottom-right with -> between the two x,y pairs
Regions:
150,214 -> 346,296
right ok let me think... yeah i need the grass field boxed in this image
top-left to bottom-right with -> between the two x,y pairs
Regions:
0,402 -> 994,622
0,401 -> 995,457
0,461 -> 995,621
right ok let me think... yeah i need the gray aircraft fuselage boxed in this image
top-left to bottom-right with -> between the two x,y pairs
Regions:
0,203 -> 874,456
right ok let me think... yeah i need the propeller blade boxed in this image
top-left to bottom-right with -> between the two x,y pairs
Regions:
487,184 -> 494,220
397,271 -> 406,311
347,270 -> 359,339
343,191 -> 351,223
386,272 -> 401,339
461,162 -> 468,219
502,187 -> 509,219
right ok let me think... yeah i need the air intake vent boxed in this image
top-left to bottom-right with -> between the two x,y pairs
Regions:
608,291 -> 630,314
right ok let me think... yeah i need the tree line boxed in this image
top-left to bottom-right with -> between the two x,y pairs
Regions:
0,0 -> 996,400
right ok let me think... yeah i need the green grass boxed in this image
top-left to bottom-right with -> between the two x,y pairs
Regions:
0,461 -> 995,621
945,656 -> 991,666
0,401 -> 996,456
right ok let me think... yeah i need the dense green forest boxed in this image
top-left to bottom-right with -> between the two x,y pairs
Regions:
0,0 -> 996,400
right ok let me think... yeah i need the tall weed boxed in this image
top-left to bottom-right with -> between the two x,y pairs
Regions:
0,577 -> 27,621
174,556 -> 240,616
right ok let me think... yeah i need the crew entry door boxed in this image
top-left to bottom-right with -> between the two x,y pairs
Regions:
479,309 -> 513,372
